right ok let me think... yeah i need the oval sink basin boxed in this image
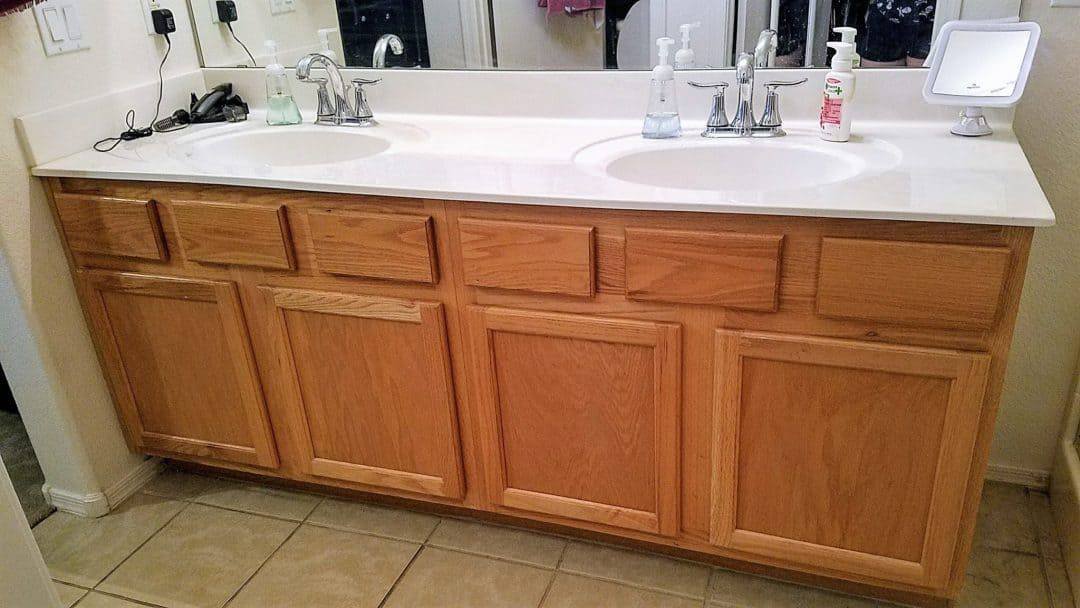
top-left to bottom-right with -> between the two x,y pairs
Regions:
170,122 -> 427,170
575,134 -> 900,193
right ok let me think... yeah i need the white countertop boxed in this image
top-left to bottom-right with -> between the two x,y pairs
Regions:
31,112 -> 1055,227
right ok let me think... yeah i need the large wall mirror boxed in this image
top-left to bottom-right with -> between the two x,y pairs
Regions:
190,0 -> 1020,70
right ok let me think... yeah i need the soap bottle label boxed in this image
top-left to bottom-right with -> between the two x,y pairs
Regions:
820,77 -> 845,135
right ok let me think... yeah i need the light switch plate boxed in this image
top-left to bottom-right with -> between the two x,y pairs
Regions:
33,0 -> 89,56
1050,0 -> 1080,6
269,0 -> 295,15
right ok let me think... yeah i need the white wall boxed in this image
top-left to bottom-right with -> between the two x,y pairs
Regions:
0,1 -> 201,504
491,3 -> 604,69
997,0 -> 1080,477
193,0 -> 341,67
0,452 -> 58,608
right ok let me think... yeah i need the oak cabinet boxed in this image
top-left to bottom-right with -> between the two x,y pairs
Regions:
47,179 -> 1035,606
711,331 -> 990,588
77,271 -> 278,468
260,287 -> 465,499
467,306 -> 681,536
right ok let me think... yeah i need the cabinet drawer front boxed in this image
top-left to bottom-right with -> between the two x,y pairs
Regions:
308,210 -> 438,284
172,201 -> 295,269
55,194 -> 167,261
816,238 -> 1010,330
712,331 -> 990,589
625,228 -> 783,311
459,218 -> 595,296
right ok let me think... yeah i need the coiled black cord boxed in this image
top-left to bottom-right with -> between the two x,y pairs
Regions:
94,34 -> 172,152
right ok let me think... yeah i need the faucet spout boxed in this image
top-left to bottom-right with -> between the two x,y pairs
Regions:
731,52 -> 756,135
295,53 -> 376,127
754,29 -> 777,68
373,34 -> 405,68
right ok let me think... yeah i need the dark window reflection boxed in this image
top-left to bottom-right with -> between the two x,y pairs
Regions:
335,0 -> 430,68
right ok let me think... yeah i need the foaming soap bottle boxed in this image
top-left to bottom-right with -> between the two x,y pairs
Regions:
264,40 -> 302,126
833,27 -> 861,68
819,41 -> 856,142
674,22 -> 701,70
643,37 -> 681,139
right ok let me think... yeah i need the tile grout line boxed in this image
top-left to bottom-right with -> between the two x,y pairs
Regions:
220,519 -> 304,608
88,499 -> 193,594
376,544 -> 428,608
536,542 -> 570,608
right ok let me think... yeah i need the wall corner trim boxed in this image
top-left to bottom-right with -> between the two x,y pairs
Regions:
986,463 -> 1052,490
42,457 -> 163,518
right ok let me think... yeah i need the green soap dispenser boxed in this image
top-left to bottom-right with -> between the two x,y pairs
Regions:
264,40 -> 302,126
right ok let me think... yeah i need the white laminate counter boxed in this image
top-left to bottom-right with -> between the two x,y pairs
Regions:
30,112 -> 1055,227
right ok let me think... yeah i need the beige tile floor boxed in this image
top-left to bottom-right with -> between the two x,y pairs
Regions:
32,469 -> 1075,608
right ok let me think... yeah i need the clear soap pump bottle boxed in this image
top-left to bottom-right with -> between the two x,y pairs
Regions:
264,40 -> 302,126
643,37 -> 681,139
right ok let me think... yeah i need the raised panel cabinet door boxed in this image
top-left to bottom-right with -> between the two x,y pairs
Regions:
711,331 -> 990,590
468,306 -> 681,536
77,271 -> 279,468
261,287 -> 465,499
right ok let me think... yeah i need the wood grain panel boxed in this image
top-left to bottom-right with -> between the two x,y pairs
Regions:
816,238 -> 1010,330
625,228 -> 783,311
469,306 -> 680,535
262,287 -> 465,499
712,331 -> 990,588
54,194 -> 167,261
458,218 -> 596,296
172,200 -> 295,269
77,271 -> 278,468
308,209 -> 438,283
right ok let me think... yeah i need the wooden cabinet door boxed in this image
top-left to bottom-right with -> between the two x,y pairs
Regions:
261,287 -> 465,499
468,306 -> 681,536
78,271 -> 278,468
711,331 -> 990,589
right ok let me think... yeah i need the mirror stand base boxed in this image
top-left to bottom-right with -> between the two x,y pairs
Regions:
951,106 -> 993,137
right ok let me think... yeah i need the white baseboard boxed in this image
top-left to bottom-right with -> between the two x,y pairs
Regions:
986,463 -> 1051,490
104,457 -> 164,509
41,484 -> 109,518
42,457 -> 163,519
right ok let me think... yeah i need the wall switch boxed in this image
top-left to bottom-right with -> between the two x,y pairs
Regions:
269,0 -> 295,15
1049,0 -> 1080,6
33,0 -> 89,56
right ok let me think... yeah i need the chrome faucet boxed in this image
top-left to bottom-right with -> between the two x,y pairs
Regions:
295,53 -> 381,127
373,34 -> 405,68
731,53 -> 757,136
689,58 -> 806,139
754,29 -> 777,68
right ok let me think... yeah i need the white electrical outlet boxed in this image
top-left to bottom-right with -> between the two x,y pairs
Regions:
209,0 -> 219,23
139,0 -> 158,35
1050,0 -> 1080,6
269,0 -> 295,15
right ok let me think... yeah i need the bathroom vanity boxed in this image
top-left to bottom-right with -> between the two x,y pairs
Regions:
31,107 -> 1052,607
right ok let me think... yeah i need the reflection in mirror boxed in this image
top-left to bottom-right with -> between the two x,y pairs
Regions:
189,0 -> 1020,71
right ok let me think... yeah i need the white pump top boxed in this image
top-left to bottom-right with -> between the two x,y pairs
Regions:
654,37 -> 675,81
832,27 -> 861,66
265,40 -> 284,75
827,41 -> 855,71
674,22 -> 701,69
317,28 -> 338,62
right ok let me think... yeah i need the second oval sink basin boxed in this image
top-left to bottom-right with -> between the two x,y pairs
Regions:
575,133 -> 901,193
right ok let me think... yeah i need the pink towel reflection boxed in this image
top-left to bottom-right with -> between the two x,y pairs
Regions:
538,0 -> 605,17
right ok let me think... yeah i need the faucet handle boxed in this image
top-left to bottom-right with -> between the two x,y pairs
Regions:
759,79 -> 807,129
689,81 -> 728,92
351,78 -> 380,123
689,82 -> 730,130
763,78 -> 808,91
